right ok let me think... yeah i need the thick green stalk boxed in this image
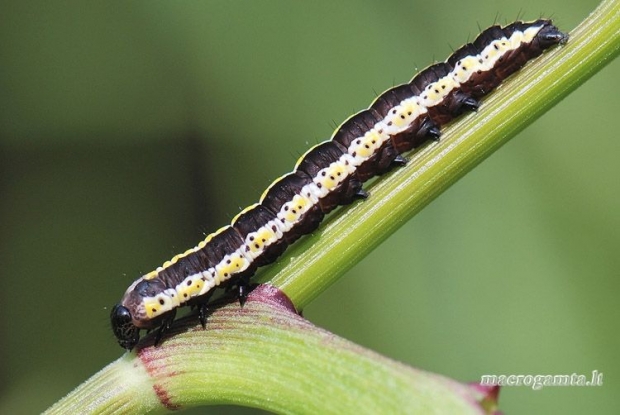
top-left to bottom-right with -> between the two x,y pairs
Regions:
46,286 -> 499,414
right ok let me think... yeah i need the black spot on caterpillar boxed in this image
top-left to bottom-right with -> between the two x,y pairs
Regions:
111,19 -> 568,350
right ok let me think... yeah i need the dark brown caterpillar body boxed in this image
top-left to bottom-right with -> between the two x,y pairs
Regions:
111,19 -> 568,350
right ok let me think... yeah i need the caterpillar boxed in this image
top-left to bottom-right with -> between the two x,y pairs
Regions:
111,19 -> 568,350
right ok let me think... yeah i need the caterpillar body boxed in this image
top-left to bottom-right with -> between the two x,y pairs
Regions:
111,19 -> 567,350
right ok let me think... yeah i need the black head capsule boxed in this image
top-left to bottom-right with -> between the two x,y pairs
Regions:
111,303 -> 140,350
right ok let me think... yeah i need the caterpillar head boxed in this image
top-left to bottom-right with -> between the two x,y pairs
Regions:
111,277 -> 169,350
110,303 -> 140,350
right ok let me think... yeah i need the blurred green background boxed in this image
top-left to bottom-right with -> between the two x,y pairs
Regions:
1,0 -> 618,413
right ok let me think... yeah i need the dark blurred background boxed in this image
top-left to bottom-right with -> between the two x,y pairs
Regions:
1,1 -> 618,413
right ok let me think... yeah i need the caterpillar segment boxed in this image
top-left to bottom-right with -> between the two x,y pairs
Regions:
111,19 -> 567,350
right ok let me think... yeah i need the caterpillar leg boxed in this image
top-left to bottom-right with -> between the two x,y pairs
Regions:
354,188 -> 369,199
197,302 -> 209,328
192,290 -> 216,328
428,126 -> 441,141
462,97 -> 480,112
392,155 -> 408,166
154,309 -> 177,346
237,276 -> 255,307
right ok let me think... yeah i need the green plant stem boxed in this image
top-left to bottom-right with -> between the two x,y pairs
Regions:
45,287 -> 499,414
257,0 -> 620,309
